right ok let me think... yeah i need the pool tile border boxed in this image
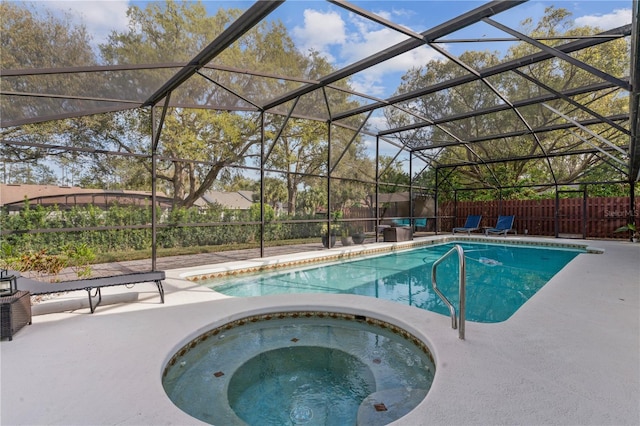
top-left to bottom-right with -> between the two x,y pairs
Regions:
163,310 -> 435,379
185,236 -> 600,282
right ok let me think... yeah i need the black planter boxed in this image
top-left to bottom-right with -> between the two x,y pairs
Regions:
352,233 -> 366,244
322,235 -> 336,248
341,236 -> 354,246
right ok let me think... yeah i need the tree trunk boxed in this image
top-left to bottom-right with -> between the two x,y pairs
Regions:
287,174 -> 297,216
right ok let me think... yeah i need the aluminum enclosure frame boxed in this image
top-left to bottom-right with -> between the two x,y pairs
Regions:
1,0 -> 638,259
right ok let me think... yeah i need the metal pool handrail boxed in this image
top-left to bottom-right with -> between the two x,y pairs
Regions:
431,244 -> 466,340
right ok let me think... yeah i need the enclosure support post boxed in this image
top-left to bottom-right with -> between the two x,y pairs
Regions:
434,167 -> 439,234
409,151 -> 414,229
150,95 -> 171,271
582,188 -> 587,239
326,122 -> 332,248
554,186 -> 560,238
375,136 -> 380,241
151,108 -> 157,271
630,180 -> 636,242
454,189 -> 458,231
260,112 -> 265,258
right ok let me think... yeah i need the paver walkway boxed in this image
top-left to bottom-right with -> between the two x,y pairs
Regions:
26,236 -> 386,280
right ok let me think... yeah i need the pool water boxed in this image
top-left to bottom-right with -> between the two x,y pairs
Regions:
205,242 -> 584,323
228,346 -> 376,425
163,314 -> 435,425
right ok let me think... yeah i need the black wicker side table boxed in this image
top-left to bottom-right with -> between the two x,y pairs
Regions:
0,290 -> 32,341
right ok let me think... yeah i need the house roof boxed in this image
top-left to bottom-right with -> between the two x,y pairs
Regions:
0,183 -> 172,209
375,192 -> 411,204
201,190 -> 254,210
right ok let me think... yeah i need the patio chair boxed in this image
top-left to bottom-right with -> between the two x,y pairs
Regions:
484,215 -> 515,236
17,271 -> 165,313
414,218 -> 428,231
391,218 -> 411,227
452,215 -> 482,235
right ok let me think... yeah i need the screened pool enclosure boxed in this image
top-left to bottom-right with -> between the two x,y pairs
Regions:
1,0 -> 639,273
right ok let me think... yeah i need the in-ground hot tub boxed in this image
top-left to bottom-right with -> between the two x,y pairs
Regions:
162,311 -> 436,425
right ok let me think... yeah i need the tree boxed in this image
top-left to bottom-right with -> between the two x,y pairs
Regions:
0,2 -> 106,184
1,2 -> 94,69
386,7 -> 629,197
152,108 -> 262,207
1,162 -> 57,185
263,51 -> 365,216
297,185 -> 327,216
503,7 -> 629,186
378,155 -> 410,193
266,118 -> 328,216
100,1 -> 363,208
262,177 -> 287,210
3,1 -> 370,210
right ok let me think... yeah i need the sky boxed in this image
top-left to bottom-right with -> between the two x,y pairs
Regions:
27,0 -> 633,100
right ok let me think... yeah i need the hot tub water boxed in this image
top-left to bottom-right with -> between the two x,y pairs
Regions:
162,312 -> 435,425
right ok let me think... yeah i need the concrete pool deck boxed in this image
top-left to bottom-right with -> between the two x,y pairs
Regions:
1,236 -> 639,425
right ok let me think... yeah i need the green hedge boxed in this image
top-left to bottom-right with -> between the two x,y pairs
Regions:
1,201 -> 325,258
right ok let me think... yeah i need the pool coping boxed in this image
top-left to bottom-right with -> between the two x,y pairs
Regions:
171,235 -> 603,282
163,310 -> 435,373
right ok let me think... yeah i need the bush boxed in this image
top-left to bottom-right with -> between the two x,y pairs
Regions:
1,201 -> 328,265
17,249 -> 67,281
63,243 -> 96,278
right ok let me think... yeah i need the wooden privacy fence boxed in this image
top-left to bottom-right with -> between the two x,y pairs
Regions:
440,197 -> 640,239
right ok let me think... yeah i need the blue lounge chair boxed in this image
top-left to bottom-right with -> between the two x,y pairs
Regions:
484,215 -> 515,236
452,215 -> 482,235
391,218 -> 411,227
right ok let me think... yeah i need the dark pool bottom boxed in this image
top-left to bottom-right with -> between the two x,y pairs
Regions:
162,311 -> 436,425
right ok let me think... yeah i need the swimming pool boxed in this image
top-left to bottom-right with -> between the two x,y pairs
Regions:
203,242 -> 585,323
